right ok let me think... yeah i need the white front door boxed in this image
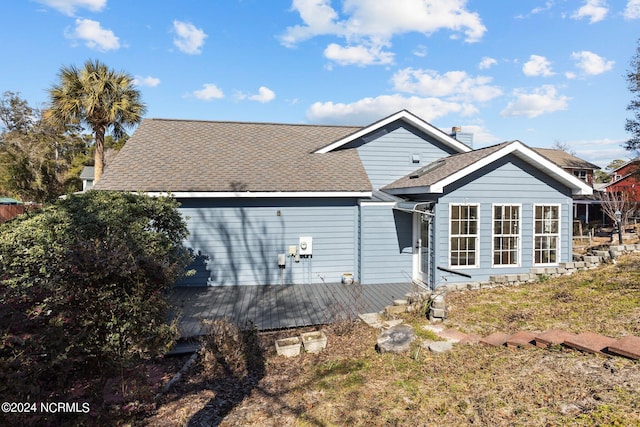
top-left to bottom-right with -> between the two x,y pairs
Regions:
413,212 -> 431,285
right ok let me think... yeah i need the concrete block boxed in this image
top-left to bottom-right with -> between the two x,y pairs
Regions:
530,268 -> 546,275
573,261 -> 586,268
559,262 -> 575,269
583,256 -> 600,263
429,308 -> 446,319
489,275 -> 507,283
544,267 -> 558,275
467,282 -> 481,290
385,304 -> 405,315
505,274 -> 519,283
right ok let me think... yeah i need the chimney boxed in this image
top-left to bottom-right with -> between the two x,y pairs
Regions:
450,126 -> 473,148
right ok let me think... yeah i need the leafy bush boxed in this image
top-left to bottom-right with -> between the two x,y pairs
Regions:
0,191 -> 192,402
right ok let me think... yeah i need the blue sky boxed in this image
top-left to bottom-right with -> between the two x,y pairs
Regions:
2,0 -> 640,168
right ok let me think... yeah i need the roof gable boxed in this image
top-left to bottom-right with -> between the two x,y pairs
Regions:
384,140 -> 593,196
314,110 -> 472,154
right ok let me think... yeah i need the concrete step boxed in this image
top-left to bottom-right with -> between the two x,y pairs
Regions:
606,335 -> 640,360
563,332 -> 618,355
480,332 -> 511,347
506,331 -> 537,348
534,329 -> 578,348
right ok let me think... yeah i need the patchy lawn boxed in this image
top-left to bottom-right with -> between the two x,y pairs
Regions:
140,255 -> 640,426
10,254 -> 640,426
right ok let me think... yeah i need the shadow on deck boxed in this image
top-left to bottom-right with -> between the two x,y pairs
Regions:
169,282 -> 415,339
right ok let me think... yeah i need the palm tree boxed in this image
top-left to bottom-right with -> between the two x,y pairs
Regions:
48,59 -> 146,182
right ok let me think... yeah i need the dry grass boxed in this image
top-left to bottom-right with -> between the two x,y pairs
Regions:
142,255 -> 640,426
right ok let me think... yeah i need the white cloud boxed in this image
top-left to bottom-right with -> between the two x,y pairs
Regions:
132,76 -> 161,87
192,83 -> 224,101
35,0 -> 105,16
571,0 -> 609,23
522,55 -> 554,77
570,138 -> 630,168
240,86 -> 276,103
172,20 -> 207,55
324,42 -> 394,66
306,94 -> 477,125
412,45 -> 427,57
624,0 -> 640,19
571,51 -> 614,75
280,0 -> 486,66
501,85 -> 569,118
392,68 -> 502,103
478,57 -> 497,70
66,18 -> 120,51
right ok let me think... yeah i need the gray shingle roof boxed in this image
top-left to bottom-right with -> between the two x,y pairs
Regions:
383,142 -> 511,190
532,148 -> 600,170
93,118 -> 372,193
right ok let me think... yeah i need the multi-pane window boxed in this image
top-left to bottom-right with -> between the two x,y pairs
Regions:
493,205 -> 520,266
450,204 -> 478,267
534,205 -> 560,264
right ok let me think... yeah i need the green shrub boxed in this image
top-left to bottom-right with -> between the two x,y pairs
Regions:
0,191 -> 192,401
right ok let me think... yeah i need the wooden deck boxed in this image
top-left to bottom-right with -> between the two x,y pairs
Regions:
169,282 -> 415,338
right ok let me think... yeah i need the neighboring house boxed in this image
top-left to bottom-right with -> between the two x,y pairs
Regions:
604,158 -> 640,201
532,148 -> 600,186
80,166 -> 95,191
79,149 -> 118,192
533,148 -> 602,226
93,110 -> 592,289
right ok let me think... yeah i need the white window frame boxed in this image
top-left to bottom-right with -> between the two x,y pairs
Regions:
533,204 -> 561,266
449,203 -> 479,268
492,204 -> 521,267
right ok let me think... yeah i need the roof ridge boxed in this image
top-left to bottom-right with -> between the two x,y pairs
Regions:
145,117 -> 363,129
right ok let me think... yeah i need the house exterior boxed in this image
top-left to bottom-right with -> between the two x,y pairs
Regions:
532,148 -> 600,186
80,166 -> 95,191
93,110 -> 592,289
605,158 -> 640,201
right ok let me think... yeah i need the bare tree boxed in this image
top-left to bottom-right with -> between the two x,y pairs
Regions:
597,190 -> 637,228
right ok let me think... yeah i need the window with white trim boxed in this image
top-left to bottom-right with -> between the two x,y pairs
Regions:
534,205 -> 560,265
450,204 -> 478,267
493,205 -> 520,266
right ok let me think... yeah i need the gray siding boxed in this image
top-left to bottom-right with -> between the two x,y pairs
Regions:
359,203 -> 413,284
177,198 -> 359,286
355,123 -> 462,189
430,155 -> 574,286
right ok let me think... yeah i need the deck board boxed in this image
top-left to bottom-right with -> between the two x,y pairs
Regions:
170,282 -> 414,338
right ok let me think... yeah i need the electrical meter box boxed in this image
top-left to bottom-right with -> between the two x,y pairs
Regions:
299,236 -> 313,256
277,253 -> 286,267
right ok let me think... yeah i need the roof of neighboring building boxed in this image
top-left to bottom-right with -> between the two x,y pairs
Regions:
383,140 -> 593,196
94,118 -> 372,193
0,197 -> 23,205
532,148 -> 600,170
80,166 -> 94,180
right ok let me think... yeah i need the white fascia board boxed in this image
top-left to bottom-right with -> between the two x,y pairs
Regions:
383,186 -> 432,196
143,191 -> 373,198
314,110 -> 472,154
430,141 -> 593,196
359,200 -> 397,206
